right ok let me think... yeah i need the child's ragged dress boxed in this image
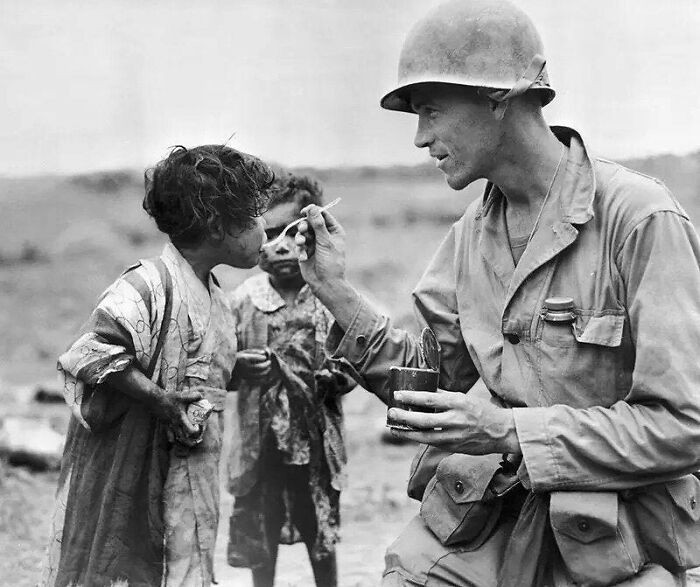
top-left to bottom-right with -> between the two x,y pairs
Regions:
43,243 -> 237,587
227,272 -> 356,569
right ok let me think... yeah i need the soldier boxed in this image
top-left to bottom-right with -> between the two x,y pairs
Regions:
295,0 -> 700,585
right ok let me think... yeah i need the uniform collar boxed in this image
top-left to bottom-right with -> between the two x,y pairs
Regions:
549,125 -> 596,225
244,272 -> 311,314
477,126 -> 596,313
480,125 -> 595,227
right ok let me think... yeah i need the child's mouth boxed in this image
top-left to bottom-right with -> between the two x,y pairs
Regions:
272,260 -> 299,272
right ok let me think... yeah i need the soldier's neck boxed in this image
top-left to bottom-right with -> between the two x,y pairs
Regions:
491,117 -> 565,217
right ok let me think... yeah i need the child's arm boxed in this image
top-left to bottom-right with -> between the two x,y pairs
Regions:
104,366 -> 203,445
227,287 -> 273,391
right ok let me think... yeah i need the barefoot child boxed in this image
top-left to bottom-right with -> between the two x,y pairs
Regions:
42,145 -> 274,587
227,173 -> 356,587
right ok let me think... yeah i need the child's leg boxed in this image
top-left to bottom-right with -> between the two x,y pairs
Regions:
287,466 -> 339,587
251,481 -> 286,587
308,552 -> 338,587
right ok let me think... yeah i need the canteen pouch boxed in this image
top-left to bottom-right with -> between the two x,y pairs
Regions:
550,491 -> 644,586
419,453 -> 505,547
627,473 -> 700,572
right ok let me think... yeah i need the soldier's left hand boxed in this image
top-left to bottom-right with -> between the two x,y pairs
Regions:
388,389 -> 520,455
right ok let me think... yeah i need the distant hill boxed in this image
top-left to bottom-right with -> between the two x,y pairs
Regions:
295,150 -> 700,192
58,148 -> 700,197
45,148 -> 700,222
620,151 -> 700,206
293,149 -> 700,220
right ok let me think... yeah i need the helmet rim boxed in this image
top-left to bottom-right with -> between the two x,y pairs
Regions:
380,79 -> 556,114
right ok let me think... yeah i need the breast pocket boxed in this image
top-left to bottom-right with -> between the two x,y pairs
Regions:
537,310 -> 627,407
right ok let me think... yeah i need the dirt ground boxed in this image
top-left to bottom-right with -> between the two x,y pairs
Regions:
4,392 -> 700,587
1,383 -> 422,587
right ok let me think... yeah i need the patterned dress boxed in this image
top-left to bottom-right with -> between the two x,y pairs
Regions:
227,273 -> 356,568
42,243 -> 237,587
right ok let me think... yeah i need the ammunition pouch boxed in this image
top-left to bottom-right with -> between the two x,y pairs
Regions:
419,453 -> 518,548
626,474 -> 700,572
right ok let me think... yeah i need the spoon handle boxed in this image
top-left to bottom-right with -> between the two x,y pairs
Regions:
294,197 -> 341,226
264,197 -> 341,248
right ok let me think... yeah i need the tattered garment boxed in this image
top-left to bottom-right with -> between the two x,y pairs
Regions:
227,273 -> 356,568
42,243 -> 237,587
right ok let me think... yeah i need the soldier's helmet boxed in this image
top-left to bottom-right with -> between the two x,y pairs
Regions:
380,0 -> 555,113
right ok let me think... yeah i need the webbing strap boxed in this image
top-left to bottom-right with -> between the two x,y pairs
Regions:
489,54 -> 547,103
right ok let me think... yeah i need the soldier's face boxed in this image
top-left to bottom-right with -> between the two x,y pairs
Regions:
410,84 -> 500,190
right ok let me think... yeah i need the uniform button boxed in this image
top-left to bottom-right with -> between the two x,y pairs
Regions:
506,333 -> 520,345
577,519 -> 590,532
356,334 -> 367,346
454,480 -> 464,494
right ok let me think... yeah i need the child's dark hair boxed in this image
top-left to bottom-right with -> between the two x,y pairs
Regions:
270,171 -> 323,210
143,145 -> 274,247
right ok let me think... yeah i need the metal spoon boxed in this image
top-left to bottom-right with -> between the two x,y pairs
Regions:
262,197 -> 341,250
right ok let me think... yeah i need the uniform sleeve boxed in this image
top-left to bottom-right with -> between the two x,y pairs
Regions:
325,223 -> 479,403
513,211 -> 700,491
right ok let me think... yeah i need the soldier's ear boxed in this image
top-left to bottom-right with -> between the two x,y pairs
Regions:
478,88 -> 509,121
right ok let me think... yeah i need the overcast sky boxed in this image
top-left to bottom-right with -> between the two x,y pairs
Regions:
2,0 -> 699,175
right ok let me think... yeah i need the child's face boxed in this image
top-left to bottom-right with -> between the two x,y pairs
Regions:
217,216 -> 267,269
259,201 -> 302,280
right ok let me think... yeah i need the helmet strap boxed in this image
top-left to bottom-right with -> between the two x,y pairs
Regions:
486,54 -> 548,110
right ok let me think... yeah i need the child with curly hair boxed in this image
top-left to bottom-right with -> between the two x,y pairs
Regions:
42,145 -> 274,587
226,172 -> 357,587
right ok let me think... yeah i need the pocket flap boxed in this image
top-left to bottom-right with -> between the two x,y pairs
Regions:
574,313 -> 625,347
550,491 -> 618,544
667,475 -> 700,522
435,453 -> 502,504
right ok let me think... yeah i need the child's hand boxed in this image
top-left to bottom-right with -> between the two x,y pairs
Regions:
156,389 -> 204,447
234,349 -> 272,383
187,385 -> 227,410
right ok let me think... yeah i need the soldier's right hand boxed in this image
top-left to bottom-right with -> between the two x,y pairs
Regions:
296,204 -> 347,293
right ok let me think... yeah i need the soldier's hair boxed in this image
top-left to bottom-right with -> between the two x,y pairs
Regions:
269,171 -> 324,210
143,145 -> 274,247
